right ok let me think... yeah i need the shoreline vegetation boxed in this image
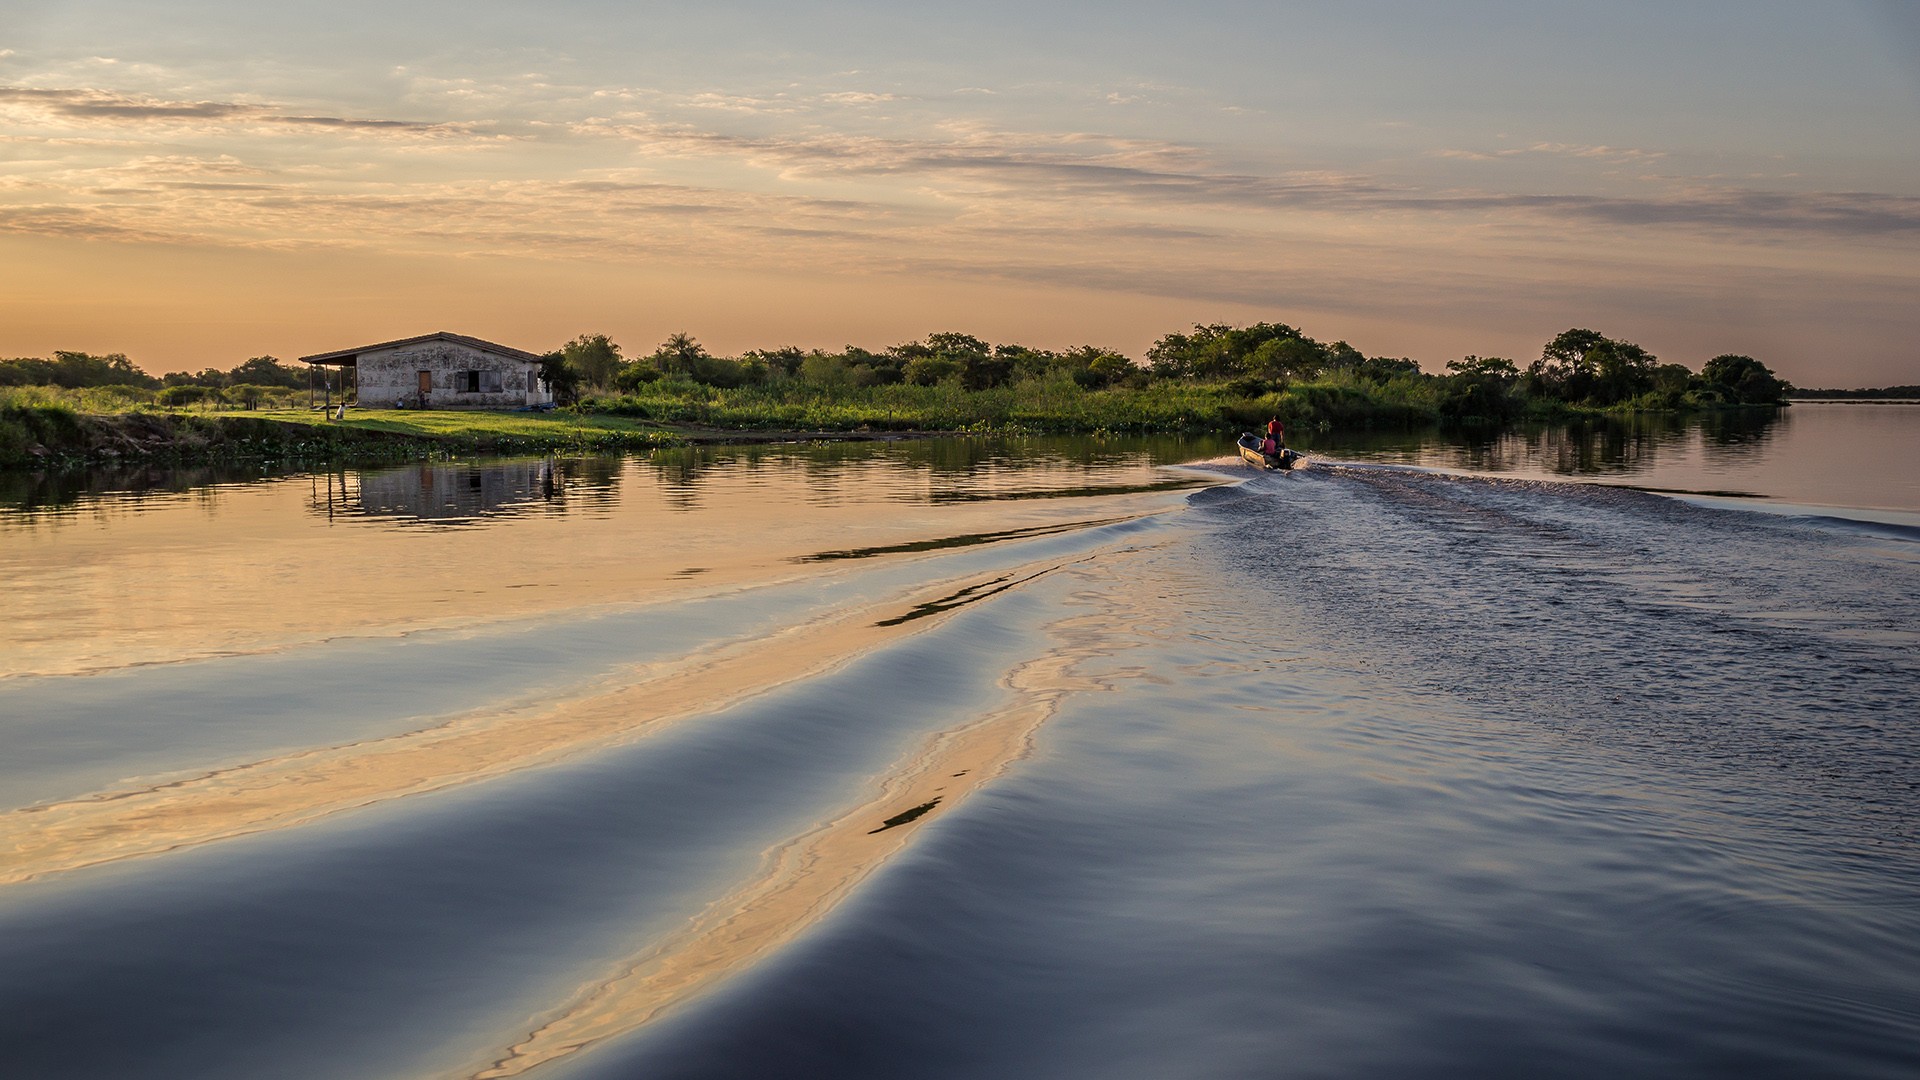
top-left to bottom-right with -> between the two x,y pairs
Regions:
3,323 -> 1800,469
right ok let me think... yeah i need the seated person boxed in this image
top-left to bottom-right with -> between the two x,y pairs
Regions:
1260,434 -> 1279,455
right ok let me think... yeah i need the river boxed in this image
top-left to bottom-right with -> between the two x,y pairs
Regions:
0,405 -> 1916,1078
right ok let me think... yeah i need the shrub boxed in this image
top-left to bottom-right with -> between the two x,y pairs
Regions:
157,385 -> 214,408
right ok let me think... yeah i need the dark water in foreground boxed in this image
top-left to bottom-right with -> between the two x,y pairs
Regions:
0,413 -> 1916,1078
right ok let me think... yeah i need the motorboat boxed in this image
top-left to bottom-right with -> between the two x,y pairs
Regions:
1237,432 -> 1302,470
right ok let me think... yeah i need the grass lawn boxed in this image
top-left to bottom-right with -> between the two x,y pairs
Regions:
251,407 -> 680,442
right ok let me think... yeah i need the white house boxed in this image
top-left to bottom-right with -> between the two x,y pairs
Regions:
299,332 -> 552,410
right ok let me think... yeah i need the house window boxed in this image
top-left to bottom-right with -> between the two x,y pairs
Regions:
459,370 -> 503,393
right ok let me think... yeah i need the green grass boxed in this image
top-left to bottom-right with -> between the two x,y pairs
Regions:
0,398 -> 684,468
255,407 -> 678,443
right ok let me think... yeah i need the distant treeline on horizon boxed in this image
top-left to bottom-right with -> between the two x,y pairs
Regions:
2,321 -> 1796,416
1790,386 -> 1920,399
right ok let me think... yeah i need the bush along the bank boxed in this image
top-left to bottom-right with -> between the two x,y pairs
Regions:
0,405 -> 423,468
553,323 -> 1783,434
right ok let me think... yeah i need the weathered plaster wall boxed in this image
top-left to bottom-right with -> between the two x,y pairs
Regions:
356,342 -> 549,409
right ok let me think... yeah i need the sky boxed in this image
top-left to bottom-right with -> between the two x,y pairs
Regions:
2,0 -> 1917,385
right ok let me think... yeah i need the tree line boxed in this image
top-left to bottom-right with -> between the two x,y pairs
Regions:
4,322 -> 1792,422
534,330 -> 1146,404
0,352 -> 311,408
537,323 -> 1791,420
1790,385 -> 1920,399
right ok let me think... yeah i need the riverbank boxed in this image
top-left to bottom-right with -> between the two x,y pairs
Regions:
2,375 -> 1787,470
0,405 -> 962,469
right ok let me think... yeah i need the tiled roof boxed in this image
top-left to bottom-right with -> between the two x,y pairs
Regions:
298,331 -> 544,365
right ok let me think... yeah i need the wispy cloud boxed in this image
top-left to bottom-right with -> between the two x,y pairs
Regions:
818,91 -> 899,106
0,87 -> 480,136
573,118 -> 1915,237
1434,142 -> 1668,163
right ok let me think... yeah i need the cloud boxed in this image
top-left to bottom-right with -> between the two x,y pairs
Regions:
681,91 -> 800,115
150,181 -> 283,192
1530,142 -> 1667,161
121,154 -> 269,178
0,205 -> 188,244
0,87 -> 473,136
1377,189 -> 1920,235
1434,142 -> 1667,163
569,118 -> 1920,238
818,91 -> 899,105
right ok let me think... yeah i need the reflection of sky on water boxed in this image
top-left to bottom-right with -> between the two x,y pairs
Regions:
1309,404 -> 1920,513
0,437 -> 1210,680
3,419 -> 1919,1078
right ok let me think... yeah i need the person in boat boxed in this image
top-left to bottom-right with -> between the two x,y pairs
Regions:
1260,432 -> 1279,456
1266,416 -> 1286,449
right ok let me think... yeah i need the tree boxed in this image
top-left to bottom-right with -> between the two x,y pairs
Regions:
225,384 -> 273,410
1,351 -> 158,389
611,362 -> 661,393
743,346 -> 806,378
903,355 -> 961,386
1445,355 -> 1519,382
1051,345 -> 1137,389
925,332 -> 991,358
1529,329 -> 1655,405
1147,322 -> 1322,382
1355,356 -> 1421,383
156,384 -> 214,407
799,352 -> 855,388
1700,354 -> 1789,405
1244,337 -> 1324,381
226,355 -> 306,390
538,351 -> 582,405
1440,356 -> 1520,422
903,332 -> 1007,390
161,369 -> 226,388
1651,363 -> 1694,395
1325,341 -> 1365,370
562,333 -> 625,389
650,333 -> 705,378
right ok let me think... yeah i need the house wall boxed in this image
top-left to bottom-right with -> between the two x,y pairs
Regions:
355,341 -> 550,410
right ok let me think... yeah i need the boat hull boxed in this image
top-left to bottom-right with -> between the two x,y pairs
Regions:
1237,435 -> 1300,470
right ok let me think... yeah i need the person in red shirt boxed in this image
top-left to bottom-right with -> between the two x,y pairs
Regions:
1266,416 -> 1285,449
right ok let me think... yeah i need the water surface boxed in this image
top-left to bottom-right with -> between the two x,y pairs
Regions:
1,419 -> 1915,1078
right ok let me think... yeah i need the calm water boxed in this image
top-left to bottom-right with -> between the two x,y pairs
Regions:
0,410 -> 1916,1079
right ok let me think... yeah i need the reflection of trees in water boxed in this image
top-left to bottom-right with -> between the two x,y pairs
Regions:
635,434 -> 1237,508
1521,418 -> 1669,475
644,448 -> 714,511
550,456 -> 623,508
0,464 -> 276,518
308,457 -> 622,526
1308,410 -> 1780,477
1697,408 -> 1784,459
1530,411 -> 1779,475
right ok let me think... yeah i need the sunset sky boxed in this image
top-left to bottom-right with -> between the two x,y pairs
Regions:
3,1 -> 1917,385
